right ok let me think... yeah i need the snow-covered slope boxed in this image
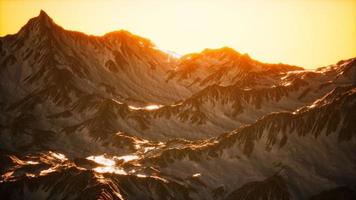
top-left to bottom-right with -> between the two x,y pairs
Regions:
167,47 -> 302,87
0,10 -> 355,200
137,86 -> 356,199
0,11 -> 192,106
1,86 -> 355,199
42,58 -> 354,141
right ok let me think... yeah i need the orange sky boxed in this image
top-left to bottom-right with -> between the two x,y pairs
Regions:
0,0 -> 355,68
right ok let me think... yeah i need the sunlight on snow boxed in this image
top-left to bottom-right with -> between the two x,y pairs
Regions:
92,166 -> 128,175
49,152 -> 68,161
86,154 -> 139,175
128,104 -> 163,110
87,155 -> 115,166
40,167 -> 56,176
192,173 -> 201,177
116,155 -> 139,162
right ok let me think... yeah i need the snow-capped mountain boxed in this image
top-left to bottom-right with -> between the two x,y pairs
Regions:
167,47 -> 302,88
0,11 -> 191,106
0,11 -> 355,200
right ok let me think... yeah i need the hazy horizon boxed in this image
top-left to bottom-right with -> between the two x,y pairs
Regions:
1,0 -> 355,69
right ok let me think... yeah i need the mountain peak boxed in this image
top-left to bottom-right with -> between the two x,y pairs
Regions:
19,10 -> 57,34
203,47 -> 241,56
35,10 -> 55,27
38,10 -> 50,19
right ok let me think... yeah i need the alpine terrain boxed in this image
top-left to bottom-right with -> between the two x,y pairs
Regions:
0,11 -> 355,200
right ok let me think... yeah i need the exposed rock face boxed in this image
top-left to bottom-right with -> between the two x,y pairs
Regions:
0,11 -> 355,200
224,175 -> 290,200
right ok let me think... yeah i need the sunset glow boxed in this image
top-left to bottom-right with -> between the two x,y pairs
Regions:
0,0 -> 355,68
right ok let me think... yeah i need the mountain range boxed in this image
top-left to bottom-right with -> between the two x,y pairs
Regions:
0,10 -> 355,200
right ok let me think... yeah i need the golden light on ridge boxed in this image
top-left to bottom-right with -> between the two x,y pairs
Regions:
0,0 -> 355,68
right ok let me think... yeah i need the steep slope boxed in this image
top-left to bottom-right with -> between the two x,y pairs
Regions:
0,10 -> 191,107
167,47 -> 302,88
1,86 -> 355,200
1,10 -> 331,146
0,11 -> 354,150
59,58 -> 355,140
1,10 -> 355,200
0,11 -> 191,153
137,86 -> 356,199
